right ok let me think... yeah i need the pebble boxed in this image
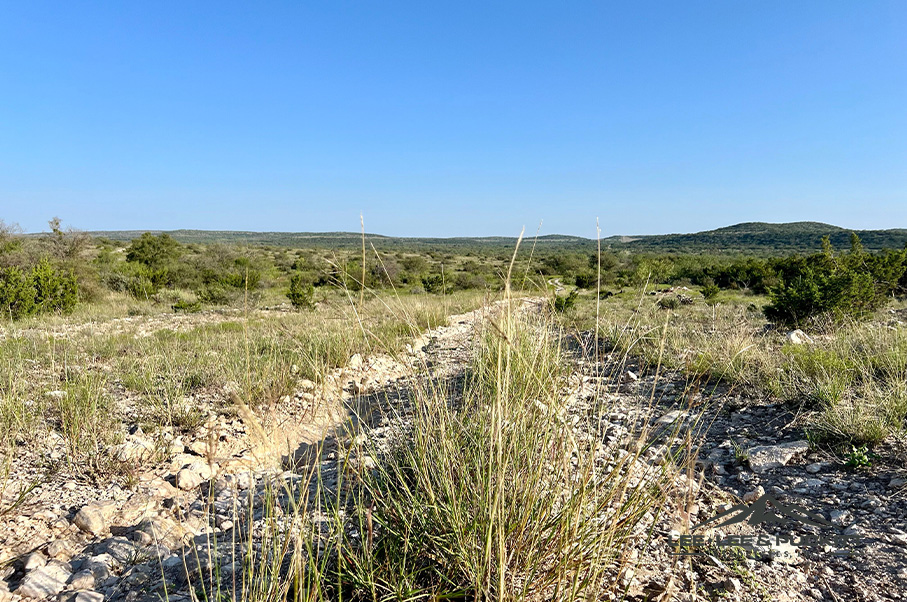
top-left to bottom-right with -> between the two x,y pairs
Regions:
743,486 -> 765,503
23,552 -> 46,571
67,570 -> 96,590
72,503 -> 111,537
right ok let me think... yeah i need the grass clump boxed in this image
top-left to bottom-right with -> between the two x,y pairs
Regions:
337,302 -> 675,600
55,371 -> 121,473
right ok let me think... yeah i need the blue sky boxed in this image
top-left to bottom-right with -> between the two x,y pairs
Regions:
1,1 -> 905,237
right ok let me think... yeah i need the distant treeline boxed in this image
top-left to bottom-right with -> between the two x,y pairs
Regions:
2,220 -> 907,327
556,233 -> 907,326
81,221 -> 907,255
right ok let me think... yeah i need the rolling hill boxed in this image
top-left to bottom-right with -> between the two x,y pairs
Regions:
84,222 -> 907,255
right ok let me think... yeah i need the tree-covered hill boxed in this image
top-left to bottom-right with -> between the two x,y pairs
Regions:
81,222 -> 907,255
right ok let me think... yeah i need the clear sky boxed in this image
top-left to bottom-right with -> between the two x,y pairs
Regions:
1,1 -> 905,237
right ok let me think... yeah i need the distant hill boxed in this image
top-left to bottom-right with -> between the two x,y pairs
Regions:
85,229 -> 592,252
601,222 -> 907,254
83,222 -> 907,255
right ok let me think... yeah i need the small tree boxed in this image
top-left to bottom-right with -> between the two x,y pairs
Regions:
574,273 -> 597,289
32,258 -> 78,314
287,274 -> 316,310
126,233 -> 182,269
0,266 -> 36,319
700,282 -> 720,303
552,290 -> 578,313
421,274 -> 446,294
764,236 -> 890,327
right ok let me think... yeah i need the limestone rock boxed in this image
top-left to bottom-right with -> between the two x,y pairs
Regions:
743,486 -> 765,503
23,552 -> 46,571
46,539 -> 70,559
61,591 -> 104,602
67,570 -> 96,590
747,440 -> 810,473
108,436 -> 155,463
786,329 -> 813,345
17,564 -> 70,599
176,462 -> 214,490
73,504 -> 110,537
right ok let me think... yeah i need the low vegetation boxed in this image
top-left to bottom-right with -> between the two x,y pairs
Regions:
559,282 -> 907,448
1,219 -> 907,599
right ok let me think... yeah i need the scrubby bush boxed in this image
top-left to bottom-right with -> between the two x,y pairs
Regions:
450,272 -> 488,291
0,259 -> 77,319
700,282 -> 720,302
172,298 -> 202,313
573,272 -> 597,289
197,283 -> 237,305
552,289 -> 578,313
125,233 -> 182,268
764,235 -> 904,327
0,266 -> 35,319
31,258 -> 78,314
287,273 -> 316,310
421,274 -> 446,294
657,295 -> 680,310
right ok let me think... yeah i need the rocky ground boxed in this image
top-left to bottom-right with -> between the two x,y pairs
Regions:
1,301 -> 905,601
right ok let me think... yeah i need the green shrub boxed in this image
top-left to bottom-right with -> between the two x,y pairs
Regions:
700,283 -> 720,301
764,235 -> 903,327
421,274 -> 446,294
0,259 -> 78,319
125,232 -> 182,268
287,274 -> 316,310
657,295 -> 680,310
31,258 -> 78,315
221,268 -> 261,289
172,298 -> 202,313
197,283 -> 237,305
552,289 -> 578,313
764,267 -> 878,327
0,266 -> 36,319
126,275 -> 158,300
573,272 -> 597,289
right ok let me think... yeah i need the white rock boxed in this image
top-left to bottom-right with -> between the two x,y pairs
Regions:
100,537 -> 136,564
829,510 -> 852,527
743,486 -> 765,503
46,539 -> 69,559
655,410 -> 687,426
67,570 -> 96,590
17,565 -> 69,599
68,591 -> 104,602
188,439 -> 212,456
23,552 -> 46,571
73,506 -> 107,537
747,441 -> 810,473
786,329 -> 813,345
843,524 -> 863,537
109,437 -> 155,462
168,438 -> 185,455
176,468 -> 204,490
